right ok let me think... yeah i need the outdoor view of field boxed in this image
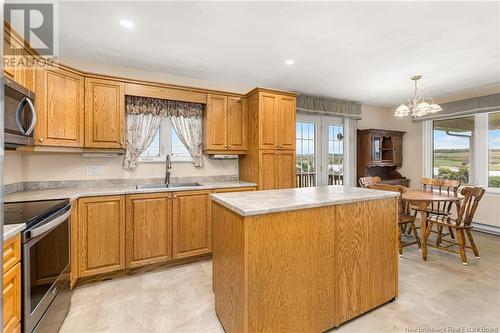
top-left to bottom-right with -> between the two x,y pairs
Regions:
433,149 -> 500,187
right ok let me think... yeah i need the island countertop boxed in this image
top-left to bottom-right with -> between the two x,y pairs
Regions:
210,185 -> 398,216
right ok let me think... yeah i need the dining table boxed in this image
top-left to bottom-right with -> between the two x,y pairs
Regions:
402,189 -> 463,261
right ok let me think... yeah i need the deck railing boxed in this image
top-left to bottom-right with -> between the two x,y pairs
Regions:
296,173 -> 343,187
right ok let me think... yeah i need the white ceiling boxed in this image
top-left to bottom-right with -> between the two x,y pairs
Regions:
58,1 -> 500,106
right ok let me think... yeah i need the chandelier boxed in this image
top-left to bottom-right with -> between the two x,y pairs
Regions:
394,75 -> 442,117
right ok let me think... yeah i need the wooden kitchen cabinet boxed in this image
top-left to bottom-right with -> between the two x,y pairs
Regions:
172,190 -> 212,259
204,94 -> 228,151
258,92 -> 296,150
125,193 -> 173,268
203,94 -> 247,154
3,234 -> 21,333
84,78 -> 125,148
78,196 -> 126,277
35,66 -> 85,147
257,150 -> 296,190
276,150 -> 296,189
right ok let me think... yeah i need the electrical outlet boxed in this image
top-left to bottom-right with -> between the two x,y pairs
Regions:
86,165 -> 104,176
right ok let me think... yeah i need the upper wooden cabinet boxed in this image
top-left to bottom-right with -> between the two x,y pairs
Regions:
203,94 -> 247,154
257,92 -> 296,150
84,78 -> 125,148
172,190 -> 212,259
35,66 -> 85,147
239,88 -> 298,190
78,196 -> 126,278
125,193 -> 173,268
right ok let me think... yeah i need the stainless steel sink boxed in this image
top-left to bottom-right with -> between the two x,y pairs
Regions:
136,182 -> 201,190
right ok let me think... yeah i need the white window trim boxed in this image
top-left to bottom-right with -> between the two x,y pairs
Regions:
139,118 -> 193,163
424,113 -> 500,194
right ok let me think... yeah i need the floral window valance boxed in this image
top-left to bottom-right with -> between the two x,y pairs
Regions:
125,95 -> 204,118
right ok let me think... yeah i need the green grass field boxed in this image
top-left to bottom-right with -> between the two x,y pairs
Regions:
434,149 -> 500,171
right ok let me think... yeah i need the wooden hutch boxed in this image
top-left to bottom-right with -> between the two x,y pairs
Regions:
357,129 -> 410,187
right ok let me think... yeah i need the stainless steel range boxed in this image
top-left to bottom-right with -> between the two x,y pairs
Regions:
4,199 -> 73,333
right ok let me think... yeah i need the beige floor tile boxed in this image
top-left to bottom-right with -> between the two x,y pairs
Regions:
60,231 -> 500,333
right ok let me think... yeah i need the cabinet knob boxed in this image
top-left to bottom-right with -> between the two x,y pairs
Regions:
39,138 -> 43,142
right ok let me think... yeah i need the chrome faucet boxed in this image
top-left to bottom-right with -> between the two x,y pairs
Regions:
165,154 -> 172,185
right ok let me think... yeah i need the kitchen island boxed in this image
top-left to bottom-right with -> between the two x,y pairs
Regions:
211,186 -> 399,333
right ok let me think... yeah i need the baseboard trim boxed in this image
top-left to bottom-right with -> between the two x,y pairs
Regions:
472,222 -> 500,236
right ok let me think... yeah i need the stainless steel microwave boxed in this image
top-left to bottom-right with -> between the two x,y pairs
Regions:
4,77 -> 37,148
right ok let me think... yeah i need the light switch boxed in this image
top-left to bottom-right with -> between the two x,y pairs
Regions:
86,165 -> 104,176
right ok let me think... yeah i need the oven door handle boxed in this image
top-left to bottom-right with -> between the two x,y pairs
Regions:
15,97 -> 37,135
30,206 -> 73,238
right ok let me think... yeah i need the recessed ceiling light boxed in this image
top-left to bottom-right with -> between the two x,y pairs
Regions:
120,20 -> 134,29
285,59 -> 295,65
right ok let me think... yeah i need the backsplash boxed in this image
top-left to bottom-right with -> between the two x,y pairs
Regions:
4,151 -> 239,185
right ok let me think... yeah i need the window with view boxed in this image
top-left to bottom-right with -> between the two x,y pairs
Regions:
432,116 -> 473,184
489,112 -> 500,188
140,119 -> 191,161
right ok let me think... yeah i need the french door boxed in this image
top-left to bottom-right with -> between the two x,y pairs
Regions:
296,115 -> 344,187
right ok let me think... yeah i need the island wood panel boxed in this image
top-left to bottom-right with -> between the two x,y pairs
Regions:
84,78 -> 125,148
204,94 -> 228,151
227,96 -> 248,151
78,196 -> 126,277
70,202 -> 79,288
172,190 -> 212,259
212,204 -> 247,333
277,95 -> 296,150
245,207 -> 336,333
213,197 -> 398,333
124,82 -> 207,104
35,67 -> 85,146
125,193 -> 173,268
3,234 -> 21,273
258,92 -> 278,150
3,263 -> 21,333
334,198 -> 397,326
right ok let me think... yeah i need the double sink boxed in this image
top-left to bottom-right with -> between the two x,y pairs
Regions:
135,182 -> 201,190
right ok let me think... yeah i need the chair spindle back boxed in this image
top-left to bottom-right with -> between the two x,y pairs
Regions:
420,177 -> 461,213
454,187 -> 485,227
359,176 -> 382,188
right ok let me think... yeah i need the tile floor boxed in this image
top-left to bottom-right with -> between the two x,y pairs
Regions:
60,231 -> 500,333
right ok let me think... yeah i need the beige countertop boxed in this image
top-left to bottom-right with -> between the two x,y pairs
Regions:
210,185 -> 399,216
3,223 -> 26,241
5,181 -> 257,203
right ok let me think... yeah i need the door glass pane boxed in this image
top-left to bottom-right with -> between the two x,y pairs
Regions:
328,125 -> 344,185
489,112 -> 500,188
296,122 -> 316,187
433,117 -> 474,184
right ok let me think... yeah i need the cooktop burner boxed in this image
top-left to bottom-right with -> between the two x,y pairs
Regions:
4,199 -> 70,228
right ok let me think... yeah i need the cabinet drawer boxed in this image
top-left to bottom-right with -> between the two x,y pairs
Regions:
3,263 -> 21,333
3,234 -> 21,273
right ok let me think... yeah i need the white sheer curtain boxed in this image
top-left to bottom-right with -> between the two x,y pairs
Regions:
170,115 -> 204,167
123,112 -> 163,169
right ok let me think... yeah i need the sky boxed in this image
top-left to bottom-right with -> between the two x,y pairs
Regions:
433,129 -> 500,150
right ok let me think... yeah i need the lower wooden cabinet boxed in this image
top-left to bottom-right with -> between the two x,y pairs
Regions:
3,234 -> 21,333
173,190 -> 212,259
73,187 -> 253,283
126,193 -> 173,268
78,196 -> 126,277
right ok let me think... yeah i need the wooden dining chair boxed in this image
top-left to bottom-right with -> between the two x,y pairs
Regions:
368,183 -> 421,255
359,176 -> 382,188
426,186 -> 485,265
418,177 -> 461,239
